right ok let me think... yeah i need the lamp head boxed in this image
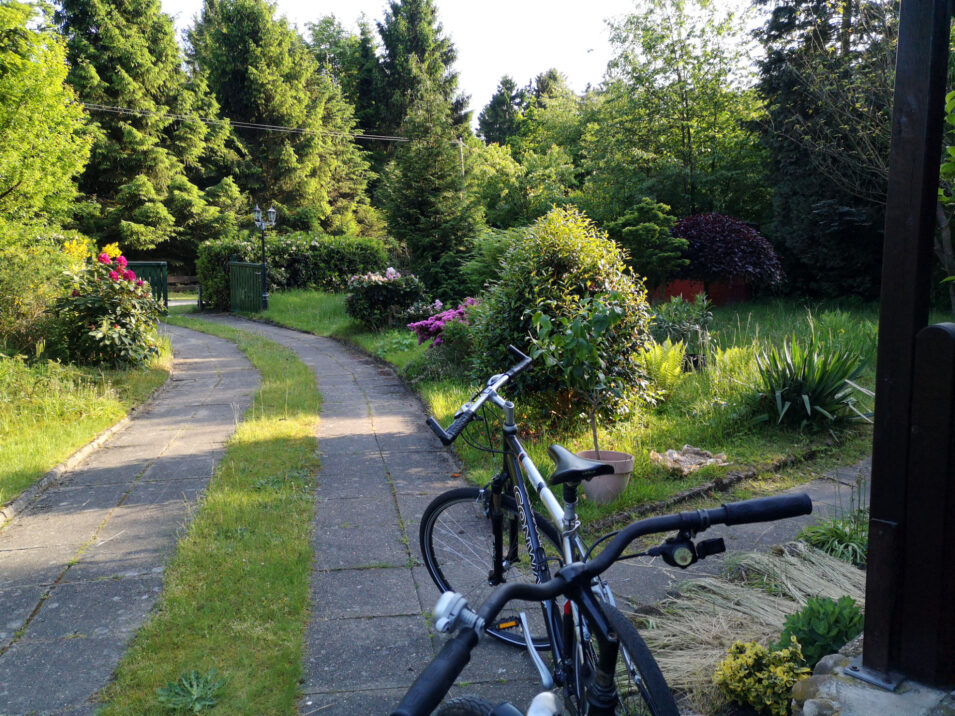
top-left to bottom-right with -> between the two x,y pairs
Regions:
253,205 -> 262,224
267,205 -> 276,226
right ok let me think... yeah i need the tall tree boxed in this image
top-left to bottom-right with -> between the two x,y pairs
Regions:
0,1 -> 90,234
380,66 -> 480,298
57,0 -> 235,252
755,0 -> 895,297
189,0 -> 373,233
577,0 -> 766,223
478,76 -> 526,146
376,0 -> 470,135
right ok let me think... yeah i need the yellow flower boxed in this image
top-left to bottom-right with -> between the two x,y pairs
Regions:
101,242 -> 122,259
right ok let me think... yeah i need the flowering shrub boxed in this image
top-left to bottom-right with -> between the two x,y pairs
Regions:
407,297 -> 478,347
713,637 -> 810,716
344,268 -> 427,329
49,250 -> 162,366
405,299 -> 445,324
674,213 -> 784,287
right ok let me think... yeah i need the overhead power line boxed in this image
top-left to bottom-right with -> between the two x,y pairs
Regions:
80,102 -> 410,143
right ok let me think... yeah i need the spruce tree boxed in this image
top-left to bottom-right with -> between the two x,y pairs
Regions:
56,0 -> 235,253
376,0 -> 470,135
478,76 -> 526,146
380,67 -> 480,298
189,0 -> 373,232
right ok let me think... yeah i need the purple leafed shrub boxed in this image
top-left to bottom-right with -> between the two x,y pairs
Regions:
674,213 -> 784,287
408,297 -> 478,347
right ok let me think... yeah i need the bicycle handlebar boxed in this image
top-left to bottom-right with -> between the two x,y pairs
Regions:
391,492 -> 811,716
426,345 -> 532,445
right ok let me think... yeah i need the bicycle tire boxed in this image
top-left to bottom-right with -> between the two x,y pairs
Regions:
573,602 -> 678,716
434,695 -> 494,716
420,486 -> 563,649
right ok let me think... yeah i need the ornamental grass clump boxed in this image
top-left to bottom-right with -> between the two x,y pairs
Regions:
50,246 -> 162,367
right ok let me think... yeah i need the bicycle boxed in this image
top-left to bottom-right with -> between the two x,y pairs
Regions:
398,491 -> 813,715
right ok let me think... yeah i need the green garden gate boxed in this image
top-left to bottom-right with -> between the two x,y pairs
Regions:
127,261 -> 168,309
229,261 -> 263,312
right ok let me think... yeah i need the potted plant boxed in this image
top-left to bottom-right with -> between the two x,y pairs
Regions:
531,292 -> 636,504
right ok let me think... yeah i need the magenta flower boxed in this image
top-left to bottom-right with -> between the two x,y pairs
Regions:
109,270 -> 120,280
135,279 -> 144,287
115,255 -> 128,268
71,289 -> 79,297
97,253 -> 111,265
124,270 -> 136,281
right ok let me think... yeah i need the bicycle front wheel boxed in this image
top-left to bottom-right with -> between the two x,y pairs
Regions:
419,486 -> 563,649
574,602 -> 678,716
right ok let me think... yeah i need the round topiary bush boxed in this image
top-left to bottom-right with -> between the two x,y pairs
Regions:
673,213 -> 783,287
471,206 -> 654,402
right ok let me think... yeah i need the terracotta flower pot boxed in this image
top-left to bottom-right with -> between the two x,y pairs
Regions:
576,449 -> 635,505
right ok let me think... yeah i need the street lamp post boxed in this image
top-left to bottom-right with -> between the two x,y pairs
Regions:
253,204 -> 276,310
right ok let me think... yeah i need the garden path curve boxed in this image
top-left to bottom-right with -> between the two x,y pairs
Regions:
0,324 -> 259,715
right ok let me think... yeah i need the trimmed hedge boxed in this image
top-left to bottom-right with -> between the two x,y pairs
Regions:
197,232 -> 387,310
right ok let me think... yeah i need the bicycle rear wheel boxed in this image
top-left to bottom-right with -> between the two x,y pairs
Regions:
419,486 -> 563,649
573,602 -> 678,716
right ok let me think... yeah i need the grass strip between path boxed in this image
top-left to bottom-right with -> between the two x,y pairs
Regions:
99,316 -> 320,715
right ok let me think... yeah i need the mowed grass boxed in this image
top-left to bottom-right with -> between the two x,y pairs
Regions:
259,291 -> 876,526
99,315 -> 320,715
0,339 -> 171,507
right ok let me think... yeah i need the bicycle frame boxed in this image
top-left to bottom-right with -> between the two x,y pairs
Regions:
482,391 -> 616,693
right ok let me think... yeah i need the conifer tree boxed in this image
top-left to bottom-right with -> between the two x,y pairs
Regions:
56,0 -> 236,252
380,67 -> 480,297
189,0 -> 373,233
478,76 -> 526,146
376,0 -> 469,135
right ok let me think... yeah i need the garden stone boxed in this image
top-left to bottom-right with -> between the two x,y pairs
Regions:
792,675 -> 823,702
815,654 -> 851,676
801,697 -> 838,716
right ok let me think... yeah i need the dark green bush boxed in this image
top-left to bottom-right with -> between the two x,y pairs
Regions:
776,596 -> 863,668
606,198 -> 685,288
344,268 -> 428,330
651,293 -> 714,359
471,206 -> 654,399
459,227 -> 523,295
196,232 -> 387,311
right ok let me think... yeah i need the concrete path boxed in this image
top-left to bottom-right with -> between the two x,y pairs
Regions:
0,324 -> 259,715
193,316 -> 872,715
191,315 -> 545,716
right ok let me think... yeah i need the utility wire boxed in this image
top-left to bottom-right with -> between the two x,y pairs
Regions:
80,102 -> 410,143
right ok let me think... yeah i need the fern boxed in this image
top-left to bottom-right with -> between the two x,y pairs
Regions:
639,339 -> 686,396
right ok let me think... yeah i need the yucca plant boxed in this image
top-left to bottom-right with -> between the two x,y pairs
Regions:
754,334 -> 867,428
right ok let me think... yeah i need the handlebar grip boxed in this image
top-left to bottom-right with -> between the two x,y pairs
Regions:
504,344 -> 532,378
426,411 -> 474,446
720,493 -> 812,526
391,630 -> 479,716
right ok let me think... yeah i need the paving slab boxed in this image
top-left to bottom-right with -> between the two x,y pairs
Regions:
0,323 -> 258,714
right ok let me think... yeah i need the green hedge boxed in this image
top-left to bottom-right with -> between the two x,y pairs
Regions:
197,232 -> 388,310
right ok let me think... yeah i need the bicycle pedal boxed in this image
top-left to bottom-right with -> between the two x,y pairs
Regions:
494,618 -> 520,631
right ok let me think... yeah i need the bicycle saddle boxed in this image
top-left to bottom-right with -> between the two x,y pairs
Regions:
547,444 -> 615,485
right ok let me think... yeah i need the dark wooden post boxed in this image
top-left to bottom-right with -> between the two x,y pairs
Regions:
861,0 -> 952,683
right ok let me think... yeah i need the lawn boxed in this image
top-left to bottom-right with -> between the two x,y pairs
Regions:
0,339 -> 172,509
99,315 -> 320,715
255,290 -> 877,528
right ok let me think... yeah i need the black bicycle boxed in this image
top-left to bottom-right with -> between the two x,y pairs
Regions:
399,492 -> 813,716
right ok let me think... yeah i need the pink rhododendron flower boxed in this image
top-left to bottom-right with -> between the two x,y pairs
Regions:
124,270 -> 136,281
72,289 -> 79,297
136,279 -> 144,287
97,253 -> 111,265
109,270 -> 120,280
115,255 -> 128,268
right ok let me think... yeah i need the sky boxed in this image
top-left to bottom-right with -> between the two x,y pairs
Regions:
159,1 -> 638,121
